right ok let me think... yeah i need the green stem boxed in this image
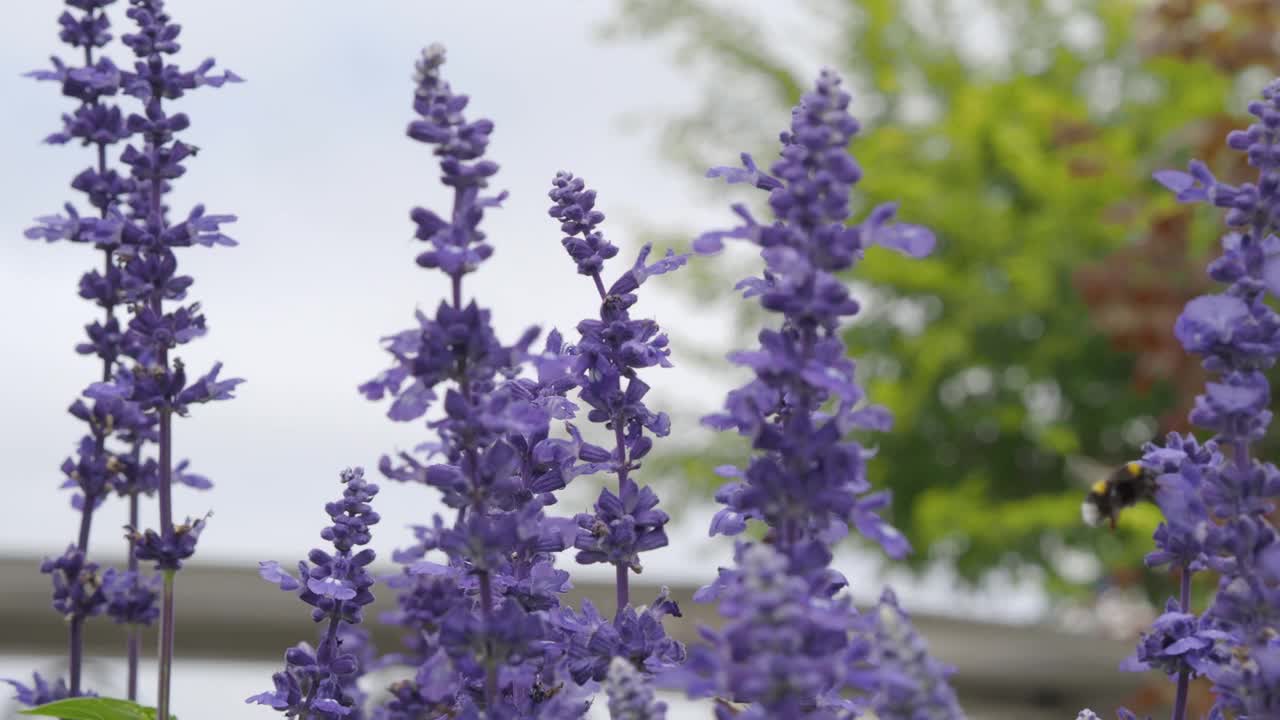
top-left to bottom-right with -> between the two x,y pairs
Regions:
156,569 -> 176,720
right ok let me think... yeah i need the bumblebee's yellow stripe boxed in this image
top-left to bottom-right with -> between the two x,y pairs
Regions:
1126,462 -> 1142,477
1091,480 -> 1108,494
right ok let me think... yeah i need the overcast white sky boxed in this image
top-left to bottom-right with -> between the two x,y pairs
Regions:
1,0 -> 1047,637
2,0 -> 728,561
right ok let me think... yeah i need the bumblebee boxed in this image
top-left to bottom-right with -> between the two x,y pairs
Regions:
1081,461 -> 1156,529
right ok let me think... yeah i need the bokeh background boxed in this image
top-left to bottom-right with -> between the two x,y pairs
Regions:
3,0 -> 1277,718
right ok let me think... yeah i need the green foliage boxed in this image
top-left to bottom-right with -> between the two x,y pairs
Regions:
611,0 -> 1248,592
20,697 -> 168,720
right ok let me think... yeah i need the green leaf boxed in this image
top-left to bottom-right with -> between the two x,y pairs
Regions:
20,697 -> 170,720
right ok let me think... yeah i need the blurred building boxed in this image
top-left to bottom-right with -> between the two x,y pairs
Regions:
0,555 -> 1150,720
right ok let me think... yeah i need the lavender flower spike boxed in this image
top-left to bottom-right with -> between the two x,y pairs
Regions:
249,468 -> 380,718
23,0 -> 133,700
1115,78 -> 1280,720
547,170 -> 686,615
104,2 -> 242,716
858,589 -> 963,720
607,657 -> 667,720
667,69 -> 958,717
362,46 -> 591,718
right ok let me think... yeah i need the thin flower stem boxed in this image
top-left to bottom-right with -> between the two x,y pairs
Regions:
449,190 -> 465,309
76,505 -> 94,557
451,246 -> 501,707
156,406 -> 175,715
158,406 -> 173,535
588,268 -> 634,615
1171,567 -> 1192,720
615,564 -> 629,613
1234,440 -> 1251,473
100,252 -> 114,381
127,627 -> 141,702
302,615 -> 343,709
451,276 -> 482,520
64,24 -> 119,698
149,99 -> 178,716
156,569 -> 176,720
613,423 -> 630,615
589,270 -> 607,302
69,493 -> 95,697
775,329 -> 819,557
151,97 -> 173,533
127,490 -> 140,700
68,617 -> 84,695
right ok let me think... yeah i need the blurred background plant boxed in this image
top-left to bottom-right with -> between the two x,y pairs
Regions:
607,0 -> 1280,614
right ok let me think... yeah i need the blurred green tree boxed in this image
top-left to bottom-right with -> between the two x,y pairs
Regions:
611,0 -> 1276,596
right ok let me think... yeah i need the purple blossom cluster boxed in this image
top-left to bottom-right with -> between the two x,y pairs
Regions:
4,674 -> 83,709
250,468 -> 381,718
662,69 -> 960,718
12,0 -> 240,715
856,590 -> 963,719
20,0 -> 148,702
606,656 -> 668,720
545,170 -> 687,669
359,44 -> 600,718
1097,79 -> 1280,720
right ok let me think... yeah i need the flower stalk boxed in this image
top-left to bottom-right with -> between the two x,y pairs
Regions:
545,170 -> 686,621
666,69 -> 960,718
98,2 -> 241,715
249,468 -> 381,717
23,0 -> 134,702
157,569 -> 175,717
1104,78 -> 1280,720
361,45 -> 597,717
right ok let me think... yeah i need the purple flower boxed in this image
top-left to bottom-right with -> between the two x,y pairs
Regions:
378,658 -> 467,720
4,672 -> 78,708
546,172 -> 684,650
574,478 -> 670,573
607,657 -> 668,720
129,513 -> 208,571
679,69 -> 955,716
41,546 -> 107,621
663,544 -> 858,715
852,589 -> 962,720
25,0 -> 239,710
1137,437 -> 1222,573
558,589 -> 686,684
25,0 -> 139,697
405,44 -> 501,275
173,361 -> 244,410
250,469 -> 380,718
1129,76 -> 1280,719
58,436 -> 116,511
105,17 -> 242,718
102,568 -> 160,625
696,122 -> 925,551
549,171 -> 618,276
68,394 -> 149,438
363,48 -> 593,719
1174,295 -> 1253,356
1121,599 -> 1213,678
1201,637 -> 1280,719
